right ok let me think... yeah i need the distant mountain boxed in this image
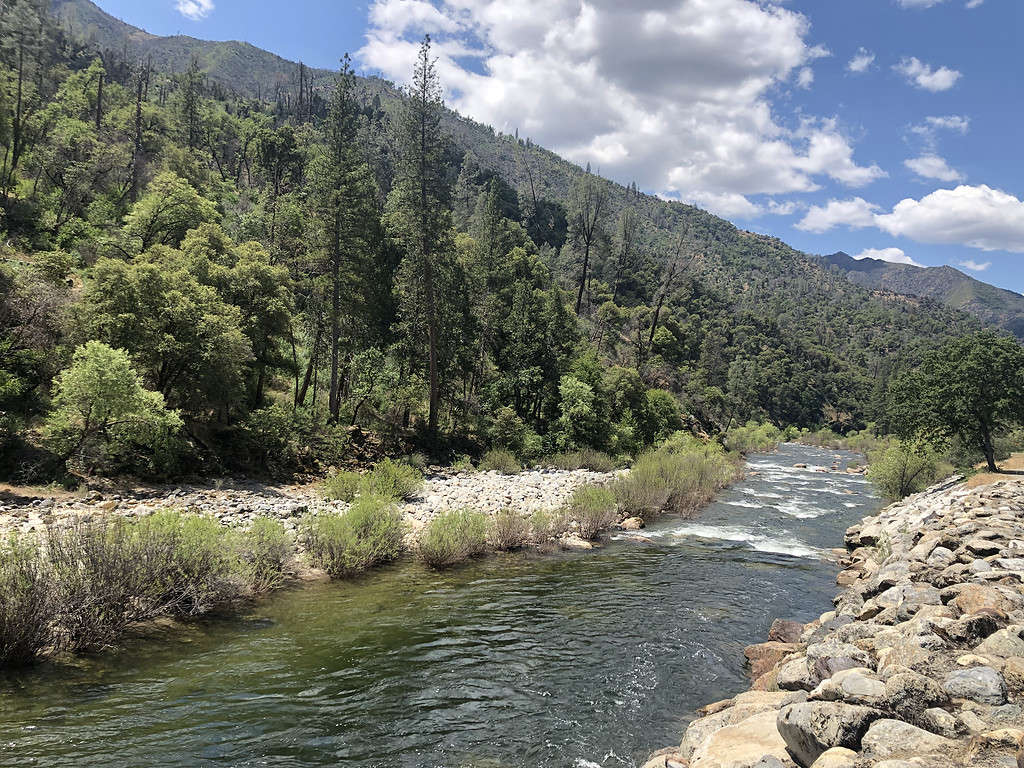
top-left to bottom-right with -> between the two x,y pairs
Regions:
821,252 -> 1024,340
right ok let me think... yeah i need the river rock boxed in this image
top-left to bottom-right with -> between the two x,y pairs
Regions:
808,668 -> 884,706
806,747 -> 856,768
747,642 -> 803,681
776,702 -> 879,767
770,619 -> 806,644
1003,657 -> 1024,691
859,718 -> 953,760
689,710 -> 791,768
977,626 -> 1024,658
942,666 -> 1008,705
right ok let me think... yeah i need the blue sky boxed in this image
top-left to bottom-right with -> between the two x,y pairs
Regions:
95,0 -> 1024,293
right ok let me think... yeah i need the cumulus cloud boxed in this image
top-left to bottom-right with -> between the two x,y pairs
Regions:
904,154 -> 964,182
847,48 -> 875,73
855,247 -> 921,267
360,0 -> 884,213
796,197 -> 880,233
175,0 -> 214,20
800,185 -> 1024,253
896,0 -> 946,7
959,259 -> 991,271
894,56 -> 961,91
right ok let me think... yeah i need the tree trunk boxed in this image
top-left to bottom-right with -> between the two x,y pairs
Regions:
328,215 -> 342,422
983,425 -> 998,472
96,72 -> 104,132
575,241 -> 590,314
297,325 -> 321,408
424,260 -> 440,435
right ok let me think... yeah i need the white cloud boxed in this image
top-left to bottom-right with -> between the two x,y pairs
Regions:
682,191 -> 763,219
877,185 -> 1024,252
175,0 -> 214,20
966,0 -> 984,7
855,247 -> 921,267
847,47 -> 875,73
797,197 -> 880,233
904,154 -> 964,182
894,56 -> 961,91
896,0 -> 946,7
805,186 -> 1024,253
959,259 -> 991,271
361,0 -> 885,212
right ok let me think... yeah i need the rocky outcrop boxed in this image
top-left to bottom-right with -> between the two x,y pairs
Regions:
643,477 -> 1024,768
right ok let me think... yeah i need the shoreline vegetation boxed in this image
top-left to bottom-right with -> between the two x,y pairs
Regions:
0,428 -> 751,666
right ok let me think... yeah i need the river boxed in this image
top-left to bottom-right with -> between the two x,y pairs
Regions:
0,443 -> 879,768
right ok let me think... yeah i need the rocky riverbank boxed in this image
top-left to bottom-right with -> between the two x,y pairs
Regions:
0,467 -> 617,539
643,476 -> 1024,768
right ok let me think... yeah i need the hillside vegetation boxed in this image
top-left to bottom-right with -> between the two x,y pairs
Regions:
0,0 -> 997,483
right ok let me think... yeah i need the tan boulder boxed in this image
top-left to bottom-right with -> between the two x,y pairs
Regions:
689,710 -> 790,768
808,747 -> 856,768
1003,656 -> 1024,691
745,641 -> 803,680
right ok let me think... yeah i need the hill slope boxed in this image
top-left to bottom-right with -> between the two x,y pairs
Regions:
821,252 -> 1024,340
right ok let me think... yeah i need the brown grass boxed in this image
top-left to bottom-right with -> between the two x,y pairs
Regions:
965,452 -> 1024,489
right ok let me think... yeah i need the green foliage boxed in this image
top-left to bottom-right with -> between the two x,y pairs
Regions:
490,406 -> 526,455
366,458 -> 423,501
122,172 -> 218,252
417,508 -> 489,568
866,441 -> 953,501
488,508 -> 531,551
479,449 -> 522,474
529,508 -> 570,544
42,341 -> 183,475
614,444 -> 741,521
566,486 -> 617,540
547,449 -> 616,472
0,536 -> 56,665
724,422 -> 783,454
889,331 -> 1024,471
301,496 -> 405,577
322,470 -> 364,502
241,518 -> 291,593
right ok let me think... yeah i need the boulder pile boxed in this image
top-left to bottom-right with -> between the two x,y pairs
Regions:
644,476 -> 1024,768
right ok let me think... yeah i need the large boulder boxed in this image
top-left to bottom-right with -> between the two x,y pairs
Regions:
689,710 -> 792,768
770,619 -> 806,644
808,668 -> 884,707
942,666 -> 1008,705
880,671 -> 950,725
746,642 -> 803,680
776,702 -> 879,767
805,641 -> 874,685
977,625 -> 1024,659
859,718 -> 953,760
807,747 -> 856,768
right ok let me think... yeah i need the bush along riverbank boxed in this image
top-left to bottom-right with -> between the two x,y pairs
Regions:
642,475 -> 1024,768
0,434 -> 745,665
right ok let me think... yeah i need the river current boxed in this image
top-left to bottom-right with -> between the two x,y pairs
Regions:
0,443 -> 879,768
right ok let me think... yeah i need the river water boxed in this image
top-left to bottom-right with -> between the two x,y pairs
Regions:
0,444 -> 879,768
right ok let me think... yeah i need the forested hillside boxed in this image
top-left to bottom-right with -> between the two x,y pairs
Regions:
0,0 -> 986,481
822,251 -> 1024,340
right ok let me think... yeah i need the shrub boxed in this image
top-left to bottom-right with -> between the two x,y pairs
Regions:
417,509 -> 489,568
301,495 -> 406,577
867,442 -> 952,500
724,422 -> 783,454
615,445 -> 741,521
529,508 -> 569,544
548,449 -> 616,472
491,406 -> 526,455
367,458 -> 423,500
0,537 -> 56,665
479,449 -> 521,474
322,470 -> 364,502
241,518 -> 291,593
566,486 -> 618,540
489,508 -> 530,551
451,454 -> 476,473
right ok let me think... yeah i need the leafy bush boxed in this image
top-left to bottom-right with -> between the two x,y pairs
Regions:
322,470 -> 364,502
489,508 -> 530,551
547,449 -> 616,472
417,509 -> 489,568
615,445 -> 741,521
490,406 -> 526,455
724,421 -> 783,454
367,458 -> 423,500
242,518 -> 291,593
566,486 -> 618,540
301,495 -> 406,577
0,537 -> 56,665
867,442 -> 953,500
529,508 -> 570,543
451,454 -> 476,473
479,449 -> 522,474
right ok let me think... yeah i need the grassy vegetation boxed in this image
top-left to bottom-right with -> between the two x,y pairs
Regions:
566,486 -> 618,540
321,459 -> 424,502
417,509 -> 489,568
0,511 -> 290,665
488,508 -> 531,551
547,450 -> 616,472
301,495 -> 406,577
529,508 -> 570,544
478,449 -> 522,474
615,442 -> 742,522
724,422 -> 783,454
865,442 -> 954,500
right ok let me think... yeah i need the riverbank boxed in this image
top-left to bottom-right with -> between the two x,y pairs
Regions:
643,475 -> 1024,768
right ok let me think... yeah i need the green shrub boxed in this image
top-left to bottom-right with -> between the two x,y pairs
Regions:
0,537 -> 56,666
614,445 -> 741,521
367,458 -> 423,500
529,508 -> 569,543
301,495 -> 406,577
489,508 -> 530,551
490,406 -> 526,455
867,442 -> 952,500
451,454 -> 476,473
417,509 -> 489,568
479,449 -> 521,474
241,518 -> 291,593
724,421 -> 783,454
548,449 -> 616,472
322,470 -> 364,502
566,486 -> 618,540
405,452 -> 429,472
